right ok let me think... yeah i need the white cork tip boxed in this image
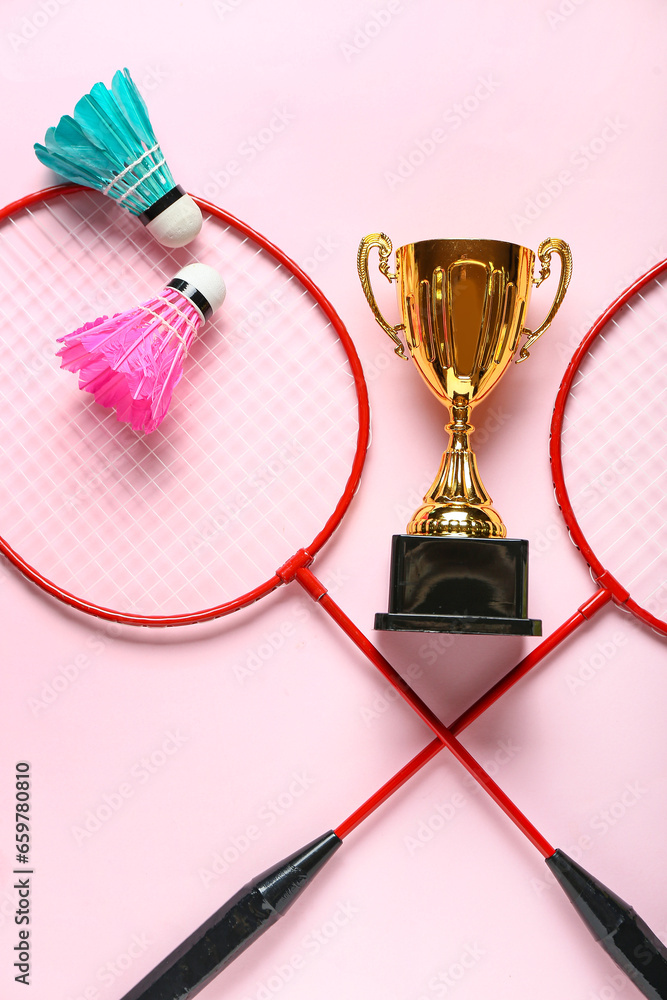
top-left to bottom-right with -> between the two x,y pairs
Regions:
146,194 -> 203,248
174,263 -> 226,317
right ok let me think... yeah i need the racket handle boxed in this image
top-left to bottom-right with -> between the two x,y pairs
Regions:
119,830 -> 342,1000
546,849 -> 667,999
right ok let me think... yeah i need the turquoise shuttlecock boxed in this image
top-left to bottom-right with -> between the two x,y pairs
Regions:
34,68 -> 202,248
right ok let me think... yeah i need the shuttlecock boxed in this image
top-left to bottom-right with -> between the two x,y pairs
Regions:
34,68 -> 202,248
58,264 -> 226,433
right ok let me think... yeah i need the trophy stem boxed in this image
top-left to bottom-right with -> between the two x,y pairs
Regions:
407,395 -> 506,538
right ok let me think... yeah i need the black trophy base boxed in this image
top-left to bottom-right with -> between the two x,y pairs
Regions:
375,535 -> 541,637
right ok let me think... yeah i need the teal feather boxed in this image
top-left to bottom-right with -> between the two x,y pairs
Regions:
46,119 -> 115,176
111,69 -> 155,146
34,68 -> 176,216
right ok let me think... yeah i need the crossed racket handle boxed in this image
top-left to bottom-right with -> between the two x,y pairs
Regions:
119,566 -> 667,1000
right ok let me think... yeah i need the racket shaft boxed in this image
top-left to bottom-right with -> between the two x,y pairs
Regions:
119,831 -> 342,1000
547,850 -> 667,999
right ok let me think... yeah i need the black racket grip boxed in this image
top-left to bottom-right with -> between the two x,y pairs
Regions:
547,849 -> 667,999
119,830 -> 342,1000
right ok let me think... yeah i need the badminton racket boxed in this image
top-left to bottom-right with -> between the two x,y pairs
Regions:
117,258 -> 667,1000
118,591 -> 667,1000
0,184 -> 369,625
1,191 -> 665,997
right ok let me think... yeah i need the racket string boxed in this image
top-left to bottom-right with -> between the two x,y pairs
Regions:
0,190 -> 362,616
557,268 -> 667,626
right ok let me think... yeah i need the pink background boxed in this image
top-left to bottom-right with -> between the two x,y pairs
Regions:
2,2 -> 667,999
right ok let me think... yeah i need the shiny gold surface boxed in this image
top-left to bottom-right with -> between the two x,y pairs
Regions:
356,233 -> 408,359
518,237 -> 573,361
357,235 -> 572,537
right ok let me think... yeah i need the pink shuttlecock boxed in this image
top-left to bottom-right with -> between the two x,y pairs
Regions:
58,263 -> 226,433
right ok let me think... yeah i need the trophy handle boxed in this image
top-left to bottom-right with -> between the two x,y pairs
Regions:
357,233 -> 408,360
516,237 -> 573,363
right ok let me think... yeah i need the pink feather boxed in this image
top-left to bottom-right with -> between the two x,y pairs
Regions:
58,287 -> 202,433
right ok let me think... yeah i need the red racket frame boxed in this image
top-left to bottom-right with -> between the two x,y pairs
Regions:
550,257 -> 667,636
0,184 -> 371,627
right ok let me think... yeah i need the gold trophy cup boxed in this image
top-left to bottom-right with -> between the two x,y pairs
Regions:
358,235 -> 572,635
